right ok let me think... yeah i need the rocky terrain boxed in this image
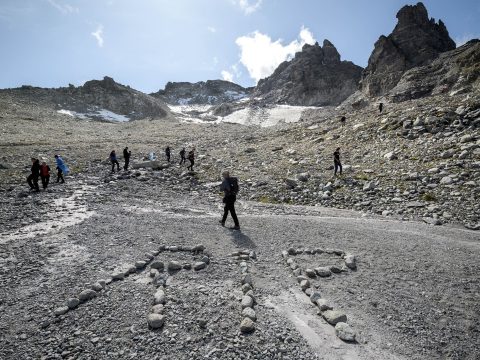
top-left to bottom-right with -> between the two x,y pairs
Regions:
0,76 -> 171,122
152,80 -> 251,105
360,2 -> 456,97
0,2 -> 479,359
254,40 -> 363,106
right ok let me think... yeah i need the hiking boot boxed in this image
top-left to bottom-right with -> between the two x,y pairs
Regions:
219,220 -> 225,227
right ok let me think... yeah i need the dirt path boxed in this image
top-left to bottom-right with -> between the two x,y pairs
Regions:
0,176 -> 478,359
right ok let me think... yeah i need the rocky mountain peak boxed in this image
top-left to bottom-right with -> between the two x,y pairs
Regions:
254,39 -> 362,106
361,2 -> 456,97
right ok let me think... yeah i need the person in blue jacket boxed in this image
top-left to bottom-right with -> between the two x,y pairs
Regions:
54,154 -> 68,183
110,150 -> 120,172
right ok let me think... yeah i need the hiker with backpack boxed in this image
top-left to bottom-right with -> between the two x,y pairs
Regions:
179,148 -> 186,165
219,171 -> 240,230
54,154 -> 68,183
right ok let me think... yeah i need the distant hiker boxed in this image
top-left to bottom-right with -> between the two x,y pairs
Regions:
379,103 -> 383,113
165,146 -> 171,163
187,148 -> 195,171
179,147 -> 186,165
55,155 -> 68,183
110,150 -> 120,172
219,171 -> 240,230
340,116 -> 346,127
123,147 -> 131,170
27,157 -> 40,192
333,147 -> 342,176
39,161 -> 51,190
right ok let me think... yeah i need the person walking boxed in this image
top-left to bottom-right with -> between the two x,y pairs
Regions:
123,147 -> 131,170
55,155 -> 68,183
165,146 -> 171,163
39,161 -> 51,190
27,157 -> 40,191
187,148 -> 195,171
379,102 -> 384,113
333,147 -> 342,176
340,116 -> 346,127
179,147 -> 186,165
219,171 -> 240,230
110,150 -> 120,172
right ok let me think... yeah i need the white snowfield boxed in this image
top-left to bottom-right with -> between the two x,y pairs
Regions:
169,102 -> 320,127
57,108 -> 130,122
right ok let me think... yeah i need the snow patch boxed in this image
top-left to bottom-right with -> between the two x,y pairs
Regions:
57,108 -> 130,122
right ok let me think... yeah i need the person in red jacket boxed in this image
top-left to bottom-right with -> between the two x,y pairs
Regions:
39,161 -> 51,190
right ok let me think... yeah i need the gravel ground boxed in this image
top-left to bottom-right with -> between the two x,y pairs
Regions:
1,171 -> 479,360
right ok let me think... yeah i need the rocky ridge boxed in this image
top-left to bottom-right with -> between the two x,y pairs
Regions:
152,80 -> 251,105
361,2 -> 457,97
0,76 -> 170,121
254,40 -> 363,106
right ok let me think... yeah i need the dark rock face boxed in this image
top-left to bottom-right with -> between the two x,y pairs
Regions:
361,2 -> 456,97
152,80 -> 250,105
253,40 -> 363,106
390,40 -> 480,102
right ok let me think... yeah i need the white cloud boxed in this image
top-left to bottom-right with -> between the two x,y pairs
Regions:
221,70 -> 234,82
454,33 -> 479,46
207,26 -> 217,33
47,0 -> 79,14
232,0 -> 262,15
235,26 -> 316,83
91,25 -> 104,48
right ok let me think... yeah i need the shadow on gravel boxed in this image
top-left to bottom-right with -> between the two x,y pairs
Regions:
229,230 -> 256,249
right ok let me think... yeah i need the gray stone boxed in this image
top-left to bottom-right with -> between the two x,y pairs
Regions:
240,317 -> 255,333
323,310 -> 347,325
305,269 -> 317,278
154,289 -> 166,305
200,256 -> 210,264
241,295 -> 254,308
193,262 -> 206,271
300,279 -> 311,291
316,298 -> 333,311
344,255 -> 357,270
242,307 -> 257,321
330,265 -> 342,274
242,283 -> 253,294
111,271 -> 125,281
135,261 -> 147,269
150,260 -> 164,270
66,298 -> 80,309
54,306 -> 69,316
91,282 -> 104,292
310,292 -> 322,303
242,274 -> 253,286
315,267 -> 332,277
79,289 -> 97,302
193,244 -> 206,252
440,176 -> 453,185
150,269 -> 159,278
335,322 -> 356,342
147,313 -> 165,329
167,261 -> 182,271
151,304 -> 164,314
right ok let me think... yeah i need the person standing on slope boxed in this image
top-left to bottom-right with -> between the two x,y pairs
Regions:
123,146 -> 131,171
110,150 -> 120,173
333,147 -> 342,176
187,148 -> 195,171
219,171 -> 240,230
55,154 -> 68,183
27,157 -> 40,192
39,161 -> 51,190
379,102 -> 383,113
165,146 -> 171,163
179,147 -> 186,165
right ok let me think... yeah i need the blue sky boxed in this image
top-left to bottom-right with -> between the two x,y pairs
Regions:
0,0 -> 479,92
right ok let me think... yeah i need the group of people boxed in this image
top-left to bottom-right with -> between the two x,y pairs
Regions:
109,146 -> 196,173
27,155 -> 68,191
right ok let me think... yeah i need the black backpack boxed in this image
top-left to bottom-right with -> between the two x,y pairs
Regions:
228,177 -> 239,195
